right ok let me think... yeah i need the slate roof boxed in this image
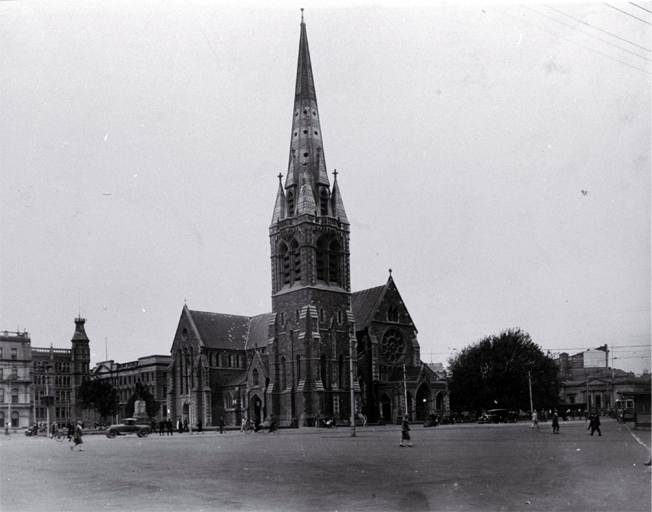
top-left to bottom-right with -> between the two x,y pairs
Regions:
351,285 -> 385,330
188,310 -> 271,350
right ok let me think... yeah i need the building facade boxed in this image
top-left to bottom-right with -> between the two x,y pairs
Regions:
167,16 -> 447,429
31,317 -> 92,426
0,330 -> 33,428
90,354 -> 172,422
557,346 -> 651,418
2,317 -> 92,429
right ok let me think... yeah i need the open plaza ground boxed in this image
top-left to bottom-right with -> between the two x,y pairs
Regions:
1,418 -> 650,512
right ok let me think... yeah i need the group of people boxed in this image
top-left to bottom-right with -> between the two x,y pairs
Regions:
152,418 -> 187,436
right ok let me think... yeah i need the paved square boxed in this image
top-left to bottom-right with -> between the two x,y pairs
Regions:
2,419 -> 650,511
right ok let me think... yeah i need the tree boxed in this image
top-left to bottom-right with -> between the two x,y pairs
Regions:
447,328 -> 561,413
125,381 -> 159,419
77,378 -> 119,421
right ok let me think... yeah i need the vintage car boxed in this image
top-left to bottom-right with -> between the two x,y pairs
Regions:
477,413 -> 492,424
106,418 -> 150,438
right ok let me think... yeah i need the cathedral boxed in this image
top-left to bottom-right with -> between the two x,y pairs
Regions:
167,14 -> 447,428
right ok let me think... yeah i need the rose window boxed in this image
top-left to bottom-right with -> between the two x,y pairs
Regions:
381,328 -> 405,363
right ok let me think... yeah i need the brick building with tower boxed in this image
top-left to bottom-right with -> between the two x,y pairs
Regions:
167,14 -> 447,429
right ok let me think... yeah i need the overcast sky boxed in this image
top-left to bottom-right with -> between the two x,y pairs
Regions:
1,0 -> 650,375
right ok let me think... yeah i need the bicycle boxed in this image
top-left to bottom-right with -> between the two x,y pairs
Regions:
53,430 -> 66,442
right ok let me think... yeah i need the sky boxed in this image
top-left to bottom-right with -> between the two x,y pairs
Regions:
1,0 -> 650,375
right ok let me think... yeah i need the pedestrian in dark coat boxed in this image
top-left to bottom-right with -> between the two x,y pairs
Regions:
400,414 -> 412,447
67,422 -> 74,442
589,411 -> 602,436
218,415 -> 225,434
159,419 -> 165,436
552,409 -> 560,434
197,419 -> 203,432
71,421 -> 83,451
178,419 -> 183,434
167,419 -> 173,436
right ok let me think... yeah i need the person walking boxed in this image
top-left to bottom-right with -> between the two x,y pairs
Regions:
67,421 -> 74,442
531,410 -> 539,430
400,413 -> 413,447
159,419 -> 165,436
178,418 -> 183,434
241,415 -> 247,432
197,418 -> 203,433
71,420 -> 83,451
552,409 -> 560,434
589,410 -> 602,436
218,415 -> 225,434
167,419 -> 173,436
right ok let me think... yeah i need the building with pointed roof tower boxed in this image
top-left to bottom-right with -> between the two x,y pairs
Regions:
167,13 -> 447,429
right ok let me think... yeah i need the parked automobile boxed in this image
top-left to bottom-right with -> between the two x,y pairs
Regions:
477,413 -> 492,424
487,409 -> 509,423
106,418 -> 150,438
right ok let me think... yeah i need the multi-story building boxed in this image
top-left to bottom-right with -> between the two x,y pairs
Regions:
0,330 -> 33,428
31,317 -> 92,426
90,354 -> 172,422
557,346 -> 651,416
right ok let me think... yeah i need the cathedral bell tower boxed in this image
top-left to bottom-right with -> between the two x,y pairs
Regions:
268,12 -> 359,426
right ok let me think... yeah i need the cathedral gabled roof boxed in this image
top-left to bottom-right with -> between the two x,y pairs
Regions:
186,309 -> 271,350
351,276 -> 417,332
351,285 -> 386,330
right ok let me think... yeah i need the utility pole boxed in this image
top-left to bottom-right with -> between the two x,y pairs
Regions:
45,365 -> 51,437
349,334 -> 356,437
528,371 -> 534,416
403,364 -> 409,419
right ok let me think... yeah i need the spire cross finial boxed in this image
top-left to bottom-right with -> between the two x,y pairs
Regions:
389,268 -> 393,276
278,173 -> 283,183
333,169 -> 338,179
301,8 -> 304,23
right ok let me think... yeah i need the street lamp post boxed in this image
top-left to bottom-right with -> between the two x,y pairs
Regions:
45,365 -> 51,438
349,334 -> 356,437
528,371 -> 534,417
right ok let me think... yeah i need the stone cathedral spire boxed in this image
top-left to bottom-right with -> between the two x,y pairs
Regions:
279,12 -> 347,220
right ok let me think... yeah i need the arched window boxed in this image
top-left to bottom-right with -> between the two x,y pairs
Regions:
328,240 -> 340,284
320,189 -> 329,216
224,392 -> 232,409
253,369 -> 259,386
387,306 -> 399,322
320,354 -> 330,390
287,190 -> 295,217
338,354 -> 344,389
316,238 -> 327,281
316,237 -> 341,285
281,357 -> 287,390
320,308 -> 326,323
280,242 -> 291,286
291,239 -> 301,283
12,388 -> 18,404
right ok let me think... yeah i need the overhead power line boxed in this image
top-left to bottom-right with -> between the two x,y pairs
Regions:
493,6 -> 651,75
544,4 -> 651,52
604,3 -> 652,24
630,2 -> 652,14
526,6 -> 651,62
